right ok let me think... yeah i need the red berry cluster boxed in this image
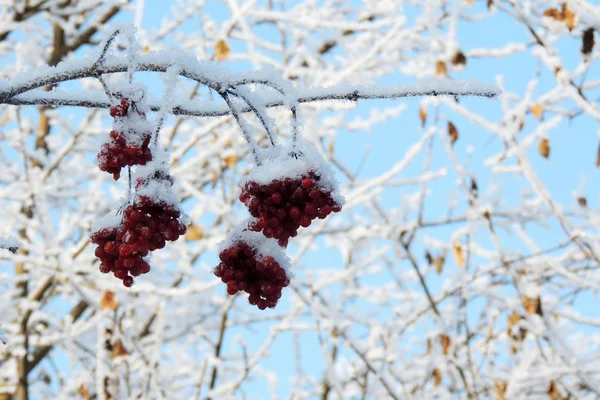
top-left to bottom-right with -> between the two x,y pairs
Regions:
214,239 -> 290,310
97,98 -> 152,180
240,170 -> 342,246
91,226 -> 150,288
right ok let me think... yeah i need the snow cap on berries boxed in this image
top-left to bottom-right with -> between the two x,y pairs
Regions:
91,213 -> 122,235
242,138 -> 345,206
218,221 -> 293,280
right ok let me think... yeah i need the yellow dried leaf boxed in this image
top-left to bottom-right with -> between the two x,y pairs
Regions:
547,381 -> 562,400
432,368 -> 442,386
185,225 -> 204,241
214,39 -> 230,62
452,241 -> 465,267
440,334 -> 451,355
79,384 -> 90,400
100,290 -> 118,311
223,153 -> 237,168
434,256 -> 445,274
1,112 -> 10,126
543,7 -> 562,20
578,197 -> 587,207
494,380 -> 507,400
538,138 -> 550,159
111,340 -> 128,359
210,170 -> 218,184
142,46 -> 150,54
562,3 -> 576,31
224,138 -> 233,147
435,60 -> 447,77
507,311 -> 520,333
530,103 -> 544,119
328,139 -> 335,154
419,106 -> 427,127
448,122 -> 459,145
523,296 -> 542,316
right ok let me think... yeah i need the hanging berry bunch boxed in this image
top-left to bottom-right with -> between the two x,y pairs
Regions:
213,91 -> 344,309
214,226 -> 292,310
96,95 -> 153,180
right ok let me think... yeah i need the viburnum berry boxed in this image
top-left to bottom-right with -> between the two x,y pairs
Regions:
214,229 -> 292,310
240,169 -> 342,246
238,140 -> 344,247
97,97 -> 153,180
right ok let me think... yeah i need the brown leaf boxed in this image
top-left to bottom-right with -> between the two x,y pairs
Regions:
523,296 -> 543,316
110,339 -> 128,359
538,138 -> 550,159
434,256 -> 445,274
100,290 -> 118,311
582,28 -> 595,55
185,225 -> 204,241
426,338 -> 431,355
223,153 -> 237,168
452,241 -> 465,267
440,334 -> 451,355
543,7 -> 562,20
435,60 -> 447,77
494,380 -> 507,400
507,311 -> 520,334
562,3 -> 576,31
419,106 -> 427,127
425,250 -> 433,265
547,381 -> 562,400
214,39 -> 230,62
432,368 -> 442,386
451,51 -> 467,67
79,384 -> 90,400
210,170 -> 219,184
530,103 -> 544,119
596,143 -> 600,167
487,0 -> 494,9
578,197 -> 587,207
448,122 -> 459,145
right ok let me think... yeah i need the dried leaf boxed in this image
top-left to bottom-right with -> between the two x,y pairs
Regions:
79,384 -> 90,400
448,122 -> 459,145
223,153 -> 237,168
100,290 -> 118,311
494,380 -> 507,400
451,51 -> 467,67
432,368 -> 442,386
434,256 -> 445,274
142,46 -> 150,54
210,170 -> 218,184
487,0 -> 494,9
507,311 -> 520,334
1,112 -> 10,126
426,338 -> 431,355
452,241 -> 465,267
562,3 -> 576,31
214,39 -> 230,62
523,296 -> 542,316
425,250 -> 433,265
578,197 -> 587,207
538,138 -> 550,159
582,28 -> 595,55
547,381 -> 562,400
530,103 -> 544,119
597,143 -> 600,167
185,225 -> 204,241
110,339 -> 128,359
419,106 -> 427,127
435,60 -> 447,77
440,334 -> 451,355
328,139 -> 335,154
543,7 -> 562,20
224,138 -> 233,148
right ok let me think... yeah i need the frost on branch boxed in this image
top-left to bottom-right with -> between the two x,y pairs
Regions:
0,237 -> 20,254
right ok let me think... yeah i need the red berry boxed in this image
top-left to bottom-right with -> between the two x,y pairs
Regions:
123,276 -> 134,287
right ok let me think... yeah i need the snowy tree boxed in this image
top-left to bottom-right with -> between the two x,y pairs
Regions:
0,1 -> 599,399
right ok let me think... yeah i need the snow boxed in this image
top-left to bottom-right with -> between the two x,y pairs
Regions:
91,213 -> 122,234
241,138 -> 345,206
0,236 -> 20,253
218,221 -> 293,280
